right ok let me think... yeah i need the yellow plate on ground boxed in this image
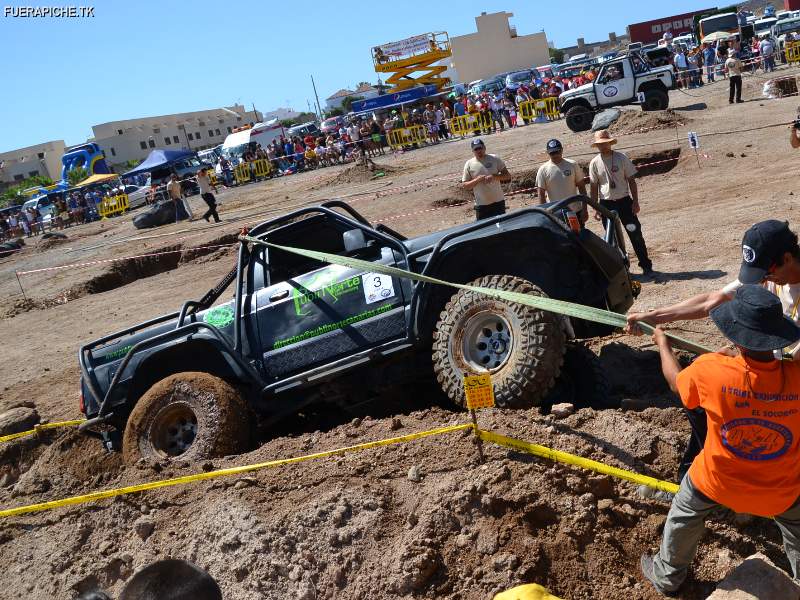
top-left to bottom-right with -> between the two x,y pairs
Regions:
494,583 -> 563,600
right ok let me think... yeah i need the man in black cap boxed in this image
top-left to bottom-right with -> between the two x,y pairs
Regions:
641,285 -> 800,595
628,220 -> 800,500
461,138 -> 511,220
535,138 -> 587,223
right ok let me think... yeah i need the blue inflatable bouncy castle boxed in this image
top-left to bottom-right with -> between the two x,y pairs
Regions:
61,143 -> 111,182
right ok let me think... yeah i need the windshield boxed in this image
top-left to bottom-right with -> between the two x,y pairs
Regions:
700,13 -> 739,36
222,144 -> 247,161
755,18 -> 777,33
776,19 -> 800,34
508,71 -> 531,83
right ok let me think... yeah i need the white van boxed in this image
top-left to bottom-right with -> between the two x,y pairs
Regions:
221,120 -> 285,165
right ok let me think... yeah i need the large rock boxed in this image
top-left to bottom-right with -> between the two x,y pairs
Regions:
706,553 -> 800,599
0,407 -> 39,436
591,108 -> 622,131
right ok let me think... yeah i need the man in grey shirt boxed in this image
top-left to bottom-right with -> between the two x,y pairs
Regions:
461,138 -> 511,220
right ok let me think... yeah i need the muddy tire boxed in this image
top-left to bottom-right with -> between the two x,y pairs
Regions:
432,275 -> 566,409
122,372 -> 252,464
565,106 -> 593,132
642,89 -> 669,111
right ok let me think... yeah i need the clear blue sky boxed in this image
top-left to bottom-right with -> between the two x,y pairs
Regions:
1,0 -> 710,151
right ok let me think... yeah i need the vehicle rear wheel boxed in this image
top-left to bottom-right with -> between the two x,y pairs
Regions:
122,372 -> 252,465
432,275 -> 566,409
642,89 -> 669,111
565,106 -> 593,132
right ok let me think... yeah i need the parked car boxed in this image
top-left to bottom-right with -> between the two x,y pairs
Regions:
505,70 -> 535,91
320,116 -> 346,135
469,75 -> 506,95
122,184 -> 150,209
287,122 -> 321,140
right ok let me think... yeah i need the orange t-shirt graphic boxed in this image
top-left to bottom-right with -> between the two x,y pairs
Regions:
677,353 -> 800,516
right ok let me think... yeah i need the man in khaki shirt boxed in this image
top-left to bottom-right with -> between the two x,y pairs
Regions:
725,50 -> 743,103
536,138 -> 587,222
461,138 -> 511,220
166,173 -> 193,221
589,130 -> 652,274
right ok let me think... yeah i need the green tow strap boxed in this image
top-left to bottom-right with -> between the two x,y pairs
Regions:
239,235 -> 714,355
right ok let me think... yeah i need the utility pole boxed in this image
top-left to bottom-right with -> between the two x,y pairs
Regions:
251,102 -> 259,124
311,74 -> 323,119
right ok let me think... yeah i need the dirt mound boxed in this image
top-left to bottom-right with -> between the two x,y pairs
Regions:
0,405 -> 787,599
36,234 -> 69,252
609,109 -> 691,136
326,162 -> 397,187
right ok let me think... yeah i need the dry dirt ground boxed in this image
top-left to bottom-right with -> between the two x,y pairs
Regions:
1,66 -> 800,599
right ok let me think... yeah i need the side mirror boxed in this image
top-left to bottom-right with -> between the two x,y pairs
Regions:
343,229 -> 368,252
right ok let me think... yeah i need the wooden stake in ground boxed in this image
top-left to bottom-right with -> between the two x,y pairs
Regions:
463,373 -> 496,464
687,131 -> 701,168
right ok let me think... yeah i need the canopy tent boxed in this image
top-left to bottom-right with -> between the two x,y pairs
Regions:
72,173 -> 119,189
123,148 -> 195,177
702,30 -> 735,43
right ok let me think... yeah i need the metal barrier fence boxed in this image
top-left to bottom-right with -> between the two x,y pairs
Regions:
787,41 -> 800,64
518,97 -> 560,122
387,125 -> 427,149
233,159 -> 272,185
98,194 -> 129,219
233,162 -> 251,185
252,158 -> 272,179
448,112 -> 492,136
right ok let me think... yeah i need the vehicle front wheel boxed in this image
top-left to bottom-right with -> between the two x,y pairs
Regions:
432,275 -> 566,409
122,372 -> 252,465
564,106 -> 594,132
642,89 -> 669,111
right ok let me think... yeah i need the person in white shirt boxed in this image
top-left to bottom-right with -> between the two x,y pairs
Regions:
196,167 -> 220,223
536,139 -> 587,222
461,138 -> 511,220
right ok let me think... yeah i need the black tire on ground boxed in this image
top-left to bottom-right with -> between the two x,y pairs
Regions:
565,106 -> 594,132
432,275 -> 566,409
122,372 -> 252,464
642,89 -> 669,111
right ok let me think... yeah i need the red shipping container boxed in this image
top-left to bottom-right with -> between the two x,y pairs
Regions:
627,9 -> 716,44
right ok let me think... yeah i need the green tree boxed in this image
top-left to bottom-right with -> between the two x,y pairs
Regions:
340,95 -> 365,113
0,175 -> 54,208
67,166 -> 89,187
325,107 -> 344,117
356,81 -> 372,88
549,47 -> 565,64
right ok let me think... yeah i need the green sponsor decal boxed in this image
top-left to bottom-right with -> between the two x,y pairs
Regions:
104,344 -> 133,361
204,304 -> 235,328
274,303 -> 394,349
292,274 -> 361,317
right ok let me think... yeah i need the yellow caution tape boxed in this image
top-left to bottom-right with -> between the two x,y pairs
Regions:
0,419 -> 85,445
477,428 -> 680,494
0,423 -> 472,519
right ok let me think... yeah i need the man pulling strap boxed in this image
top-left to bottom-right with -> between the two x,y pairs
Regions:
641,285 -> 800,595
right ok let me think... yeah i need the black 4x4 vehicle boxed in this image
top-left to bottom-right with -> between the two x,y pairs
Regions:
78,199 -> 636,462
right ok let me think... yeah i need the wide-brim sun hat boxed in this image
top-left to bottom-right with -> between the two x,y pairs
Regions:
591,130 -> 617,146
710,285 -> 800,352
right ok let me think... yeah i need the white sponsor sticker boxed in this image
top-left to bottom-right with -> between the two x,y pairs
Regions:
362,273 -> 395,304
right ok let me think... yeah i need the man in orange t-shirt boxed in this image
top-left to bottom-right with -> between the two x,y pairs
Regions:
641,285 -> 800,595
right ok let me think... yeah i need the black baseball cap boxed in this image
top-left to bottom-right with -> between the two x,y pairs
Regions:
471,138 -> 485,149
546,139 -> 563,153
739,220 -> 797,284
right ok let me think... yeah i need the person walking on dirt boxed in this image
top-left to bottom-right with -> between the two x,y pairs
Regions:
167,173 -> 193,221
589,130 -> 653,275
196,168 -> 221,223
726,50 -> 743,103
640,285 -> 800,596
462,138 -> 511,221
536,139 -> 588,223
627,220 -> 800,499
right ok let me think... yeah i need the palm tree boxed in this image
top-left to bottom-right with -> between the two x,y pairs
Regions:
67,166 -> 89,187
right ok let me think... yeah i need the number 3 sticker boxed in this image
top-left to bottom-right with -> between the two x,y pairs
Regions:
362,273 -> 395,304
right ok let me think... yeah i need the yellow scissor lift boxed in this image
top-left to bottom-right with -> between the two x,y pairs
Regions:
372,32 -> 452,92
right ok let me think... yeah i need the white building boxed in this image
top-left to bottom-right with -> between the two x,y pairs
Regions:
0,140 -> 66,187
90,104 -> 262,169
449,11 -> 550,84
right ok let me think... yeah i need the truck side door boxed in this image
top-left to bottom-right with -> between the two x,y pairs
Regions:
251,221 -> 408,381
595,59 -> 634,105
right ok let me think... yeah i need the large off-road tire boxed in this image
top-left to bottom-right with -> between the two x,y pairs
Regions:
122,372 -> 252,464
545,343 -> 613,409
565,106 -> 593,132
642,89 -> 669,111
432,275 -> 566,409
